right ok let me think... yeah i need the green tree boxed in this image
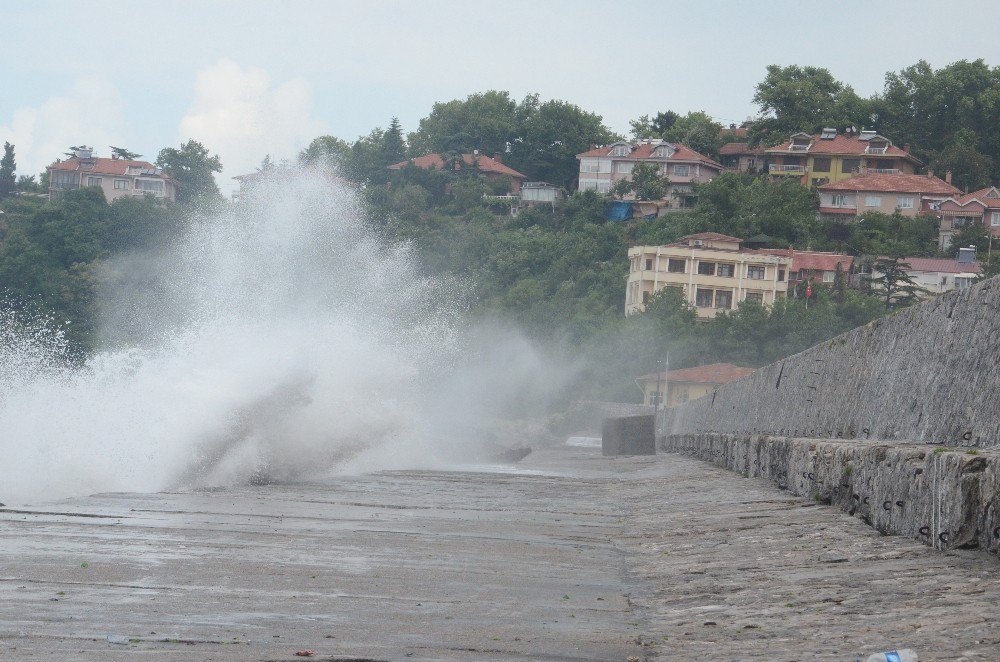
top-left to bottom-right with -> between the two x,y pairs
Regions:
864,255 -> 925,309
381,117 -> 407,167
630,111 -> 680,139
109,146 -> 141,160
0,142 -> 15,200
925,129 -> 994,192
15,175 -> 43,194
408,90 -> 531,156
613,162 -> 669,201
750,65 -> 868,145
508,99 -> 618,188
299,135 -> 352,168
156,140 -> 223,203
948,219 -> 991,255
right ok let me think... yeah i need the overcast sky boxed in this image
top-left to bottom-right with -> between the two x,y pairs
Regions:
2,0 -> 999,193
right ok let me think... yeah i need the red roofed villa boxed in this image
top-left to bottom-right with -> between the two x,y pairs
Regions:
388,151 -> 526,194
576,139 -> 723,210
636,362 -> 755,407
817,172 -> 959,219
47,147 -> 176,202
937,186 -> 1000,251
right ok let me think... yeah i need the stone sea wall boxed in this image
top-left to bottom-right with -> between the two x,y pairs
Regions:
664,277 -> 1000,448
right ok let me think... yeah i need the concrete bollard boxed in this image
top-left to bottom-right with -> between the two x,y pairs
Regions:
602,415 -> 656,456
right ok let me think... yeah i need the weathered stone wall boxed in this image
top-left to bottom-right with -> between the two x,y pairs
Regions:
663,433 -> 1000,554
664,277 -> 1000,448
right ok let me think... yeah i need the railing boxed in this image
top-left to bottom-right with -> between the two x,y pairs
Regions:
864,168 -> 900,174
483,194 -> 519,202
789,144 -> 810,151
865,146 -> 888,154
769,164 -> 807,173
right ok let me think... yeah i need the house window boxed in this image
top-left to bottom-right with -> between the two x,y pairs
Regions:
86,176 -> 102,187
832,194 -> 847,207
616,162 -> 634,175
956,277 -> 973,290
778,269 -> 786,282
114,179 -> 130,190
667,258 -> 686,273
645,259 -> 653,270
695,288 -> 714,307
841,158 -> 861,174
136,179 -> 164,193
595,180 -> 611,194
714,290 -> 733,309
51,171 -> 76,189
992,212 -> 1000,227
611,145 -> 631,157
717,263 -> 735,277
580,159 -> 600,173
642,291 -> 650,303
747,265 -> 766,280
812,157 -> 831,172
674,165 -> 690,177
697,261 -> 716,276
745,291 -> 764,304
897,196 -> 914,209
864,195 -> 882,207
823,271 -> 835,283
953,216 -> 970,228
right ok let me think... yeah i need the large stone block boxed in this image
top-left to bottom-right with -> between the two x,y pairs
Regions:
602,415 -> 656,456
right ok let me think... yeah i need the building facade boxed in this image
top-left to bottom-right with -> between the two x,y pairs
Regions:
765,129 -> 921,189
817,172 -> 959,219
47,147 -> 176,202
575,140 -> 723,209
636,363 -> 755,408
880,256 -> 981,296
936,186 -> 1000,251
718,142 -> 765,173
387,152 -> 526,194
625,233 -> 792,318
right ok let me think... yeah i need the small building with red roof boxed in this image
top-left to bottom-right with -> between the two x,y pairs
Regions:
636,362 -> 754,407
719,142 -> 765,174
46,147 -> 176,202
817,172 -> 959,219
764,128 -> 922,189
873,255 -> 981,297
575,139 -> 723,210
936,186 -> 1000,251
388,151 -> 526,194
626,233 -> 792,318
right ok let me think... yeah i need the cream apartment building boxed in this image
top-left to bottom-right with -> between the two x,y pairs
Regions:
47,147 -> 176,202
817,172 -> 958,220
625,233 -> 792,318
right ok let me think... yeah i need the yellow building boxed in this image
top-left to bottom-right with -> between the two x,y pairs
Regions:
764,129 -> 921,189
626,233 -> 792,318
636,363 -> 755,407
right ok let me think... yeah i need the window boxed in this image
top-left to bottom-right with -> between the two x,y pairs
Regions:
714,290 -> 733,309
673,165 -> 690,177
695,288 -> 714,307
778,269 -> 785,282
580,159 -> 600,173
841,158 -> 861,174
864,195 -> 882,207
611,145 -> 631,157
953,216 -> 970,228
956,277 -> 973,290
745,291 -> 764,304
51,171 -> 76,189
667,258 -> 686,273
831,194 -> 847,207
594,180 -> 611,194
642,291 -> 650,304
136,179 -> 164,193
823,271 -> 835,283
86,176 -> 102,187
747,265 -> 766,280
114,179 -> 129,190
897,196 -> 914,210
992,212 -> 1000,227
717,263 -> 734,277
616,162 -> 634,175
697,261 -> 716,276
812,157 -> 831,172
645,259 -> 653,270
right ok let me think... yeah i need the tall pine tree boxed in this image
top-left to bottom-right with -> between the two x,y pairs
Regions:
0,142 -> 15,200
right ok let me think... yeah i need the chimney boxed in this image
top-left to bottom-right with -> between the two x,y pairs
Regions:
493,152 -> 502,164
903,143 -> 910,153
927,169 -> 934,179
589,143 -> 596,150
946,170 -> 953,184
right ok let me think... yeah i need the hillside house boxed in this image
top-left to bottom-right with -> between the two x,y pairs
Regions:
47,147 -> 176,202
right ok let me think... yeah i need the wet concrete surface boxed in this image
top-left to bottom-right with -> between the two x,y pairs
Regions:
2,444 -> 999,660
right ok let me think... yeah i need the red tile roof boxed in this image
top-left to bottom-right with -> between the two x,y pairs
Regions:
942,187 -> 1000,210
819,172 -> 959,196
47,157 -> 167,177
818,206 -> 858,215
718,142 -> 764,156
901,257 -> 981,274
637,363 -> 755,385
790,251 -> 853,274
765,134 -> 921,163
388,153 -> 526,179
575,142 -> 723,169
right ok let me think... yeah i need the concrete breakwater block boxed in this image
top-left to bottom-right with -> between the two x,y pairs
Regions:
602,415 -> 656,456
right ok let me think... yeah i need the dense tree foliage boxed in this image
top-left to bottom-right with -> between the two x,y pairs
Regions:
0,142 -> 15,200
156,140 -> 223,203
631,110 -> 726,160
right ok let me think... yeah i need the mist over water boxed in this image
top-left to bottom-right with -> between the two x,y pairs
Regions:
0,171 -> 564,505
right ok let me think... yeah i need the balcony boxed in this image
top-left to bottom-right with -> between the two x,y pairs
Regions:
864,168 -> 900,174
769,164 -> 807,175
865,146 -> 888,155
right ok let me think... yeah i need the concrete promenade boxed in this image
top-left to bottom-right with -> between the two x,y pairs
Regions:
2,444 -> 999,660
